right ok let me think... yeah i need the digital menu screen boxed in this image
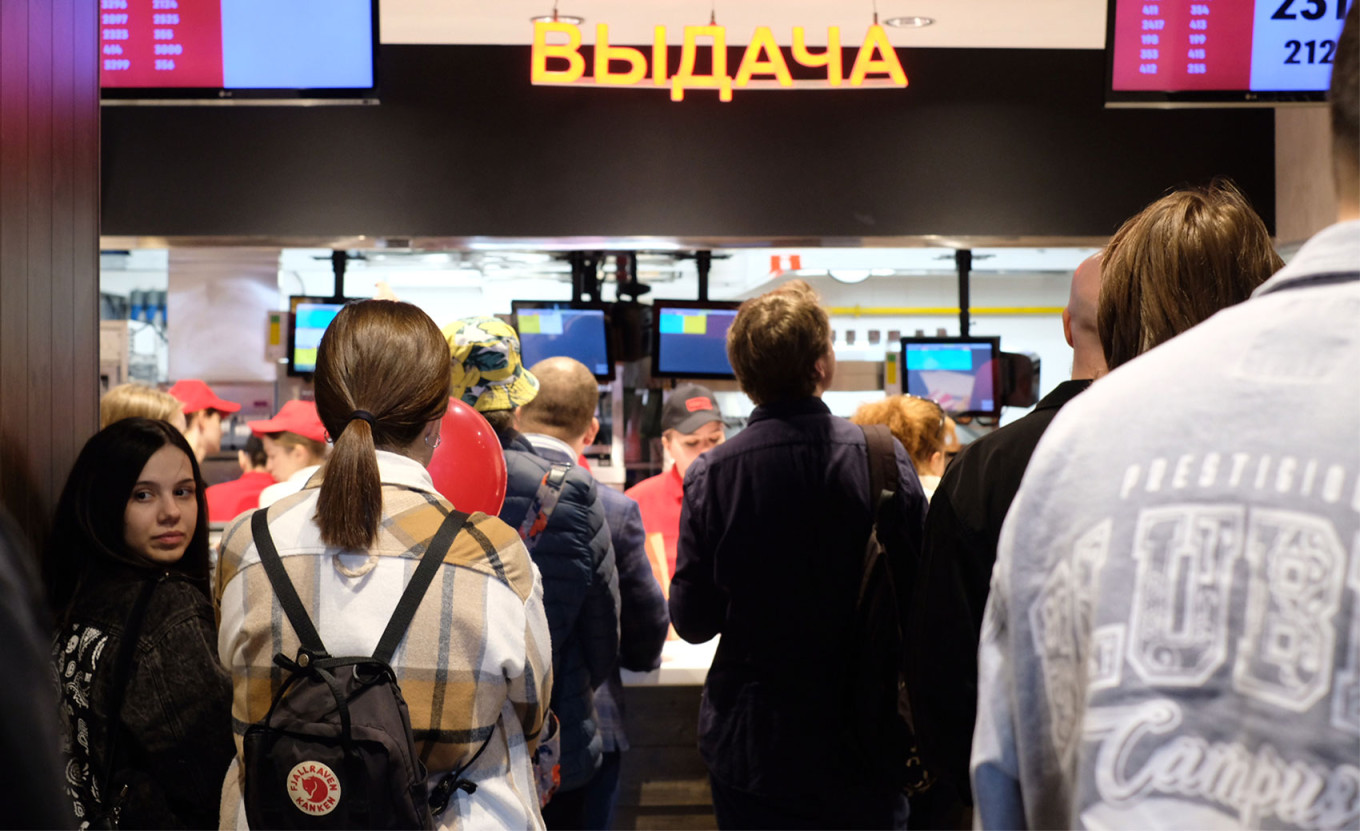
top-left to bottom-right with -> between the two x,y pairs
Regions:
514,303 -> 614,381
653,304 -> 739,379
290,301 -> 345,375
901,337 -> 1000,418
100,0 -> 375,91
1109,0 -> 1352,97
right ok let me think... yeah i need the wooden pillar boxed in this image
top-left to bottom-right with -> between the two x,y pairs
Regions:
0,0 -> 100,552
1275,107 -> 1338,246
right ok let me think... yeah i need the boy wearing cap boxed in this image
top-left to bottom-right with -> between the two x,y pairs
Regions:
445,317 -> 620,827
168,379 -> 241,462
250,400 -> 329,509
624,384 -> 724,592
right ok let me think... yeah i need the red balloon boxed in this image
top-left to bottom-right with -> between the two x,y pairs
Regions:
427,397 -> 507,516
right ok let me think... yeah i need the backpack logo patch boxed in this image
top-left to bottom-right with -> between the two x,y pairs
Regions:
286,762 -> 341,816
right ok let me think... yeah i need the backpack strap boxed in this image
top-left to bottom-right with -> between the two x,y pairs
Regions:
251,508 -> 328,658
517,463 -> 570,553
860,423 -> 899,528
373,508 -> 469,665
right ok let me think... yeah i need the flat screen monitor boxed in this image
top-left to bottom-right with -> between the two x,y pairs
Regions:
651,300 -> 740,380
100,0 -> 379,105
1106,0 -> 1352,107
900,336 -> 1001,419
288,296 -> 351,377
512,301 -> 615,382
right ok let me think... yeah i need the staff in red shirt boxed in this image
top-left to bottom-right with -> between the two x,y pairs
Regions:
204,435 -> 276,524
625,384 -> 724,595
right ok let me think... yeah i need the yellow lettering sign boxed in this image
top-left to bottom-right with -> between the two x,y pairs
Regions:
531,20 -> 586,84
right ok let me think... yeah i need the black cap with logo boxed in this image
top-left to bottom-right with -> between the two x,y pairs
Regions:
661,384 -> 724,434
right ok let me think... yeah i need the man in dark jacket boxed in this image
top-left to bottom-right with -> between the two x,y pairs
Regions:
445,317 -> 621,827
907,253 -> 1105,827
520,356 -> 669,830
670,281 -> 927,829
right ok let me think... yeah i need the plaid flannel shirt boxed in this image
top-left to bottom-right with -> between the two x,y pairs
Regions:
214,451 -> 553,830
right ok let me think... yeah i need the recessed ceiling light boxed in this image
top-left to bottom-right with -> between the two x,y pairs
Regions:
531,13 -> 585,25
884,16 -> 935,28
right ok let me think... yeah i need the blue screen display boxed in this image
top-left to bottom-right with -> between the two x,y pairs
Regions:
655,307 -> 737,377
222,0 -> 374,89
517,307 -> 611,378
292,302 -> 343,374
903,341 -> 997,415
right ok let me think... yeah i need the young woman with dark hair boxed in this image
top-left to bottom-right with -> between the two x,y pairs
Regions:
46,417 -> 234,829
215,300 -> 553,829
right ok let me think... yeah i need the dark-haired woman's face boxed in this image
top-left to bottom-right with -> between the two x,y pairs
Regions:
123,445 -> 198,565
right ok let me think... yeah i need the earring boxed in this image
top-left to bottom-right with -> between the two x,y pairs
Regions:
425,432 -> 442,449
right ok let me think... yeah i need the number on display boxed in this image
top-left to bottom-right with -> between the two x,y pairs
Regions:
1272,0 -> 1349,19
1285,39 -> 1339,63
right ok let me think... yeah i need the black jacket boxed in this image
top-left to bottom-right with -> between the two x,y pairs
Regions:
908,379 -> 1091,812
53,567 -> 235,829
495,429 -> 620,792
670,397 -> 927,803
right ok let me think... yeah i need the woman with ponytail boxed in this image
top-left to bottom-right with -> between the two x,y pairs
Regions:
215,301 -> 553,829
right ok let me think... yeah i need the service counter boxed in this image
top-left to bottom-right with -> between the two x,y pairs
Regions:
613,637 -> 717,829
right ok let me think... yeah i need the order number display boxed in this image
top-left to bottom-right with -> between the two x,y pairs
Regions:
1111,0 -> 1354,92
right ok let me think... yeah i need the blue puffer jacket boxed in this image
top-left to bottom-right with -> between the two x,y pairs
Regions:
496,429 -> 620,792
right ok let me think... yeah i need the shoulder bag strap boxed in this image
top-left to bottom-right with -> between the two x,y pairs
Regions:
373,508 -> 470,665
98,575 -> 160,821
517,463 -> 570,553
250,508 -> 327,657
859,424 -> 899,524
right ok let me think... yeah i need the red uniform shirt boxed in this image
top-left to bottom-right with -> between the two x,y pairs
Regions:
625,466 -> 684,588
205,471 -> 275,524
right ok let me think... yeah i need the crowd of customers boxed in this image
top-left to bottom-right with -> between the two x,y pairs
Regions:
3,9 -> 1355,830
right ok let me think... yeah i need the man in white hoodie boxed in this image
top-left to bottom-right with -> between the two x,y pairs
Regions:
971,9 -> 1360,829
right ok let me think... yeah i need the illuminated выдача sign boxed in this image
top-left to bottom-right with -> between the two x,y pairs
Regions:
531,22 -> 908,101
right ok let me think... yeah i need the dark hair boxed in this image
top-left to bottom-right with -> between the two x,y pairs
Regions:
1098,179 -> 1282,371
243,435 -> 267,468
313,301 -> 450,551
1333,6 -> 1358,179
519,357 -> 597,439
480,409 -> 517,435
727,280 -> 832,406
44,418 -> 211,619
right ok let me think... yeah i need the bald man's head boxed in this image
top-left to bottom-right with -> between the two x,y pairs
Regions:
1064,253 -> 1108,380
519,356 -> 599,443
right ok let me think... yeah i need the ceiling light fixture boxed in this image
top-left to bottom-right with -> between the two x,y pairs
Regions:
884,16 -> 935,28
530,2 -> 584,25
828,269 -> 873,284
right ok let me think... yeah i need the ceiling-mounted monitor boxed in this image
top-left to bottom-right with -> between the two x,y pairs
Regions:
100,0 -> 379,105
900,336 -> 1001,419
288,296 -> 354,377
651,300 -> 740,380
512,300 -> 615,382
1106,0 -> 1353,107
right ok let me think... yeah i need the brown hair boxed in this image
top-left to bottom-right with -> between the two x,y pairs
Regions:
266,431 -> 328,463
313,301 -> 450,551
850,395 -> 946,476
1098,180 -> 1282,371
99,383 -> 183,428
519,357 -> 597,440
727,280 -> 832,406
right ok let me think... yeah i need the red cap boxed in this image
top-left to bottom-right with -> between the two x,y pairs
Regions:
168,379 -> 241,415
248,400 -> 327,444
